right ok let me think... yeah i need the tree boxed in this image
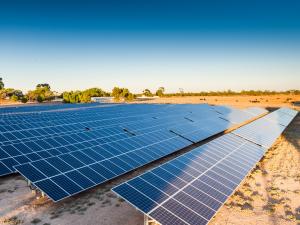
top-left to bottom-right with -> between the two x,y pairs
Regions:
155,87 -> 165,97
143,89 -> 153,97
21,96 -> 28,103
37,95 -> 45,103
0,78 -> 4,90
111,87 -> 135,101
36,83 -> 50,90
111,87 -> 122,100
11,95 -> 19,101
27,83 -> 54,102
62,88 -> 109,103
2,89 -> 24,100
126,93 -> 135,101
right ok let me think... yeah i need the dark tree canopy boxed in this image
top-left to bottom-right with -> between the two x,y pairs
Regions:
143,89 -> 153,97
155,87 -> 165,97
36,83 -> 51,90
0,78 -> 4,90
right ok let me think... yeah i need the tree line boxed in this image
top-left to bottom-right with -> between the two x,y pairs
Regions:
0,77 -> 299,104
163,89 -> 300,97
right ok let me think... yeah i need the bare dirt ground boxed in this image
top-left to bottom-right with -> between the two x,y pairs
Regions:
0,95 -> 299,225
133,95 -> 300,109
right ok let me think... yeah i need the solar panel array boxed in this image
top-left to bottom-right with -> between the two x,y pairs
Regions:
0,102 -> 104,114
0,105 -> 192,176
0,104 -> 254,176
0,103 -> 265,202
113,108 -> 297,225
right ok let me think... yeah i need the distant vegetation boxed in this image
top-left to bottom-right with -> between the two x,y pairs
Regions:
111,87 -> 135,101
163,89 -> 300,97
0,77 -> 299,104
0,78 -> 4,90
0,77 -> 26,102
156,87 -> 165,97
62,88 -> 110,103
27,84 -> 55,103
0,79 -> 55,103
142,89 -> 153,97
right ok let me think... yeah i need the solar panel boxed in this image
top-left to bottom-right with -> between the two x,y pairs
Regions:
1,104 -> 256,176
0,104 -> 222,176
113,107 -> 297,225
262,107 -> 298,126
243,107 -> 268,116
16,129 -> 192,201
0,102 -> 102,114
0,104 -> 171,136
0,103 -> 266,202
170,117 -> 233,143
233,108 -> 298,148
209,105 -> 268,124
113,134 -> 265,225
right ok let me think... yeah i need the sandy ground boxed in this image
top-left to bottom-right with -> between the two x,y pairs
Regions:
133,95 -> 300,109
0,96 -> 299,225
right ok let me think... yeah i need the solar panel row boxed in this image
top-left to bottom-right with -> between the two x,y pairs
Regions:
2,105 -> 208,136
112,107 -> 297,225
0,104 -> 119,126
233,107 -> 297,148
113,133 -> 265,225
262,107 -> 298,126
0,105 -> 221,175
16,130 -> 192,201
0,109 -> 191,145
210,106 -> 267,124
1,104 -> 267,202
170,117 -> 233,143
0,102 -> 102,114
243,107 -> 268,116
0,104 -> 173,132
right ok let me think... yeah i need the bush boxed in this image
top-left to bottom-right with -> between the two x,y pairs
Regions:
10,95 -> 19,101
111,87 -> 135,101
21,96 -> 28,103
62,88 -> 109,103
37,95 -> 45,103
27,83 -> 54,102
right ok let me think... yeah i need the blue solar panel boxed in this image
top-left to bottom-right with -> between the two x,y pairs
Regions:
262,107 -> 298,126
170,117 -> 233,143
0,105 -> 200,175
1,103 -> 266,202
233,108 -> 298,148
16,130 -> 192,201
0,103 -> 103,115
1,104 -> 259,176
243,107 -> 268,116
113,108 -> 297,225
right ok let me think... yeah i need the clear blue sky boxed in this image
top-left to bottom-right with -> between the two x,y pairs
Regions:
0,0 -> 300,93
